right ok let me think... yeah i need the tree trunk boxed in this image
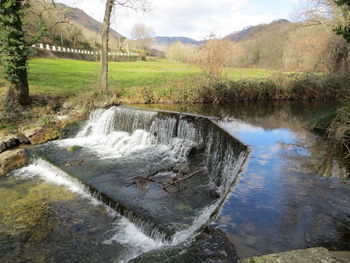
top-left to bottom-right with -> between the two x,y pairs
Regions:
5,71 -> 30,106
0,0 -> 31,107
100,0 -> 115,92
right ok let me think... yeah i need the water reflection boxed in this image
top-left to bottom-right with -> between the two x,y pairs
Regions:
136,102 -> 350,258
280,136 -> 349,178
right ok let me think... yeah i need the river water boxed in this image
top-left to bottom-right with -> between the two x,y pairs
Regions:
136,102 -> 350,258
0,102 -> 349,262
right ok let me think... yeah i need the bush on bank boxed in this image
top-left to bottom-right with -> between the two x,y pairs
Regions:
117,72 -> 350,104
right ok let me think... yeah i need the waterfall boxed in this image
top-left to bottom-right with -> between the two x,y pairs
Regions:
25,106 -> 248,262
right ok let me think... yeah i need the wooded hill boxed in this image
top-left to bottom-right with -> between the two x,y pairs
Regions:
165,18 -> 349,73
25,0 -> 124,51
224,19 -> 348,72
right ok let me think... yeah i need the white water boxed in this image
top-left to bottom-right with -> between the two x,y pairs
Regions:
12,107 -> 247,261
13,159 -> 163,263
53,107 -> 195,162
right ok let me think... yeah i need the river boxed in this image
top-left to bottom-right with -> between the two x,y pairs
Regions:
0,102 -> 349,262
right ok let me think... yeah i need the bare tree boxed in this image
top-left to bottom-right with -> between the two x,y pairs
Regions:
295,0 -> 349,72
100,0 -> 114,93
196,37 -> 230,80
100,0 -> 150,92
131,23 -> 154,51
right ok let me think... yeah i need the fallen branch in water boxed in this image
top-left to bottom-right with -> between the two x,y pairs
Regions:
126,176 -> 164,187
163,170 -> 204,191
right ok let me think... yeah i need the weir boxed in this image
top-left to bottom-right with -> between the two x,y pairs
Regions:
29,106 -> 249,243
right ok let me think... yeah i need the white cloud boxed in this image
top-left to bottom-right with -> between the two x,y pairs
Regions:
56,0 -> 286,39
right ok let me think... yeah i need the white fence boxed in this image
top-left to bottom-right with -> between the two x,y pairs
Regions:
31,43 -> 139,57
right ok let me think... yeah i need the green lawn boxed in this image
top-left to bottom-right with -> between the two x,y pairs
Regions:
0,58 -> 275,95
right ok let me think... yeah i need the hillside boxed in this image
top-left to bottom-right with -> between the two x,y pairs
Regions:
154,36 -> 202,46
152,36 -> 202,51
222,18 -> 346,72
60,4 -> 123,43
225,19 -> 291,42
25,0 -> 123,50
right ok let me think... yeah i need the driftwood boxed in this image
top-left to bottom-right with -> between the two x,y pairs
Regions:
126,170 -> 205,193
126,176 -> 164,188
163,170 -> 204,191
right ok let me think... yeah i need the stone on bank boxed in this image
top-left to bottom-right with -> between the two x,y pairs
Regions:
240,247 -> 350,263
0,149 -> 28,176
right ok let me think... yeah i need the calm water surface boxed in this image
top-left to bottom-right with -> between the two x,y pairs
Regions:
136,102 -> 350,258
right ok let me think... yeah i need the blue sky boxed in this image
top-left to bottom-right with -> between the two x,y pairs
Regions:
57,0 -> 300,39
251,0 -> 298,17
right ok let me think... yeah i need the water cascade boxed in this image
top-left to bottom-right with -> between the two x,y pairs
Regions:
25,106 -> 248,261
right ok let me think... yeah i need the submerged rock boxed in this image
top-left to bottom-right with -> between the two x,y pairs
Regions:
0,149 -> 27,176
131,226 -> 238,263
66,145 -> 82,152
240,247 -> 350,263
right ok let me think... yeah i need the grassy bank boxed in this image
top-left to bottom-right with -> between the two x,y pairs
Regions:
0,58 -> 276,96
0,58 -> 349,155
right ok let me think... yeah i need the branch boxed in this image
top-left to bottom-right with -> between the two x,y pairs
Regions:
163,170 -> 204,190
114,0 -> 151,12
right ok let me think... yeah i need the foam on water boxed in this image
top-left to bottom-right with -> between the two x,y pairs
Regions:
55,129 -> 159,159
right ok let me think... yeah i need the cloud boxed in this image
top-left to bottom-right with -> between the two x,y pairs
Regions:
56,0 -> 289,39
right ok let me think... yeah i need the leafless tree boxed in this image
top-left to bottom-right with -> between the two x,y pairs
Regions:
295,0 -> 349,72
100,0 -> 150,92
130,23 -> 154,51
196,36 -> 230,80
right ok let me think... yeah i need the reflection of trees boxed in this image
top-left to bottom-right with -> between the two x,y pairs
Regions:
280,136 -> 349,178
138,101 -> 349,178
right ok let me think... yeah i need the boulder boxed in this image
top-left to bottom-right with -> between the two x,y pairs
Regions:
16,133 -> 30,144
4,137 -> 19,148
0,134 -> 30,154
0,142 -> 6,153
23,127 -> 42,139
0,149 -> 27,176
240,247 -> 350,263
23,127 -> 60,145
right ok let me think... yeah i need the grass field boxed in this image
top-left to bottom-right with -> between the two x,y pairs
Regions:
0,58 -> 275,96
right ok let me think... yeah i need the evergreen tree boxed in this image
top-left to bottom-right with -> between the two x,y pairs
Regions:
0,0 -> 30,106
334,0 -> 350,43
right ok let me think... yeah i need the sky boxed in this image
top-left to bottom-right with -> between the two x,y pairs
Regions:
55,0 -> 300,40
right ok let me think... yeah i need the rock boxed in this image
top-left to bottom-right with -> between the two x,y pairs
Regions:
240,247 -> 350,263
66,145 -> 82,152
131,226 -> 238,263
4,137 -> 19,148
0,149 -> 27,176
16,133 -> 30,144
23,127 -> 60,145
56,115 -> 70,121
331,252 -> 350,261
0,142 -> 7,153
23,127 -> 42,139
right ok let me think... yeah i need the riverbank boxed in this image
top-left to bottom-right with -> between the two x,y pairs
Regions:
0,58 -> 349,155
